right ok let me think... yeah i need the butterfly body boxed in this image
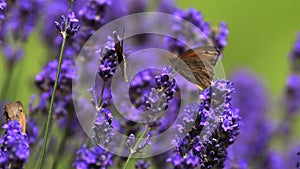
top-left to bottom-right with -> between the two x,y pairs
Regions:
170,46 -> 220,90
3,101 -> 26,133
113,30 -> 129,82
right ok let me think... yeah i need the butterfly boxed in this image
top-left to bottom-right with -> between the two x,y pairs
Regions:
3,101 -> 26,133
113,29 -> 129,83
169,46 -> 220,90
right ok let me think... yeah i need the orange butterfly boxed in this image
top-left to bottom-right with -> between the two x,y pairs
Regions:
3,101 -> 26,133
170,46 -> 220,90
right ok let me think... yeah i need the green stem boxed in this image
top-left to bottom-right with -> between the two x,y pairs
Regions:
123,125 -> 151,169
37,37 -> 67,169
37,1 -> 75,168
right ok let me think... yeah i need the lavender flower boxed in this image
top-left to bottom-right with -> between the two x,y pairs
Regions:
284,74 -> 300,114
175,8 -> 211,36
157,0 -> 176,14
125,133 -> 151,153
167,151 -> 200,169
224,158 -> 247,169
289,32 -> 300,72
211,22 -> 229,52
0,0 -> 6,20
26,117 -> 39,145
167,8 -> 229,55
73,144 -> 113,169
33,59 -> 75,120
55,11 -> 80,38
297,151 -> 300,169
168,80 -> 241,169
166,8 -> 211,55
135,160 -> 150,169
0,121 -> 30,168
145,66 -> 176,114
97,33 -> 119,81
129,69 -> 158,110
93,108 -> 113,147
4,0 -> 43,41
103,0 -> 147,23
228,70 -> 271,165
1,0 -> 43,66
78,0 -> 111,29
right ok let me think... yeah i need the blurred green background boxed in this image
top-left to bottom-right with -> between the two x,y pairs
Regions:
178,0 -> 300,96
2,0 -> 300,108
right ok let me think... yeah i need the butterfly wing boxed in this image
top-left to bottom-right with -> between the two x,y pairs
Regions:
113,30 -> 129,82
178,46 -> 220,90
3,101 -> 26,132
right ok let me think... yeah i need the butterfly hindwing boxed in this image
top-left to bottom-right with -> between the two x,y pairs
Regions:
176,46 -> 220,90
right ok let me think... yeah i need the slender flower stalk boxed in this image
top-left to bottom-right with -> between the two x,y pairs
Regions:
37,1 -> 77,168
123,125 -> 151,169
123,66 -> 176,169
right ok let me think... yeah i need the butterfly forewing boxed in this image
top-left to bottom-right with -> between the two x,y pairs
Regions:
3,101 -> 26,132
174,46 -> 220,90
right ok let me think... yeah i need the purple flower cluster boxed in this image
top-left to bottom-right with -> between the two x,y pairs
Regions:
78,0 -> 111,29
167,8 -> 229,55
73,144 -> 113,169
29,58 -> 84,138
0,0 -> 6,20
129,69 -> 158,110
289,32 -> 300,72
0,121 -> 29,169
93,108 -> 113,147
135,160 -> 150,169
55,12 -> 80,38
211,22 -> 229,52
168,80 -> 241,169
146,66 -> 177,113
228,70 -> 271,165
285,74 -> 300,114
26,117 -> 39,145
32,59 -> 74,119
0,0 -> 43,66
97,33 -> 119,81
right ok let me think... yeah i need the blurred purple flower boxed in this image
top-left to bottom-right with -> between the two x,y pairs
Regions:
26,117 -> 39,145
30,59 -> 77,134
156,0 -> 176,14
0,0 -> 6,20
103,0 -> 147,23
129,69 -> 158,110
228,69 -> 271,166
211,22 -> 229,52
0,0 -> 43,66
135,160 -> 150,169
290,32 -> 300,72
78,0 -> 111,29
73,144 -> 113,169
2,45 -> 24,67
166,8 -> 229,55
285,73 -> 300,114
0,121 -> 29,168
